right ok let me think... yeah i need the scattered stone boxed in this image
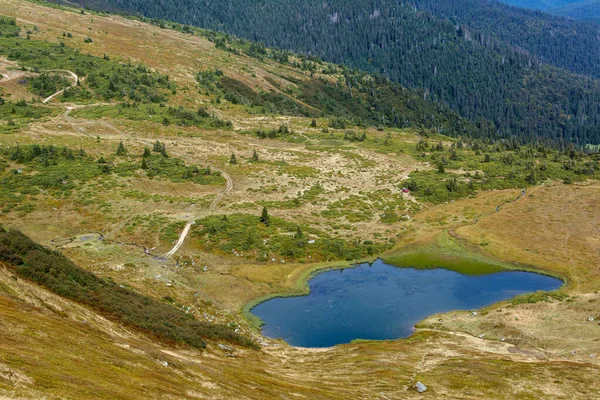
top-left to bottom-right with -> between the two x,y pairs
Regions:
501,337 -> 506,342
414,381 -> 427,393
471,311 -> 478,316
218,344 -> 234,352
203,266 -> 208,272
478,334 -> 485,339
587,317 -> 595,322
401,214 -> 411,221
159,360 -> 168,367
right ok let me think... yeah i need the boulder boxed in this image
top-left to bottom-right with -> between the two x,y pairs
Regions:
415,381 -> 427,393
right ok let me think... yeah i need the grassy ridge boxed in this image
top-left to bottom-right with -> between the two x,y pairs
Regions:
0,225 -> 258,349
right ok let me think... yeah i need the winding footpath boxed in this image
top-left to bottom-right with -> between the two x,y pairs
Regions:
43,102 -> 234,260
162,169 -> 233,259
448,188 -> 527,241
42,70 -> 79,104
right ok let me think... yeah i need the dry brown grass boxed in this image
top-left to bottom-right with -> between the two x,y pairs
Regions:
455,181 -> 600,292
1,264 -> 598,400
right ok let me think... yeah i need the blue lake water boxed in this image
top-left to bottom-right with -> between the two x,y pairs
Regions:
251,259 -> 562,348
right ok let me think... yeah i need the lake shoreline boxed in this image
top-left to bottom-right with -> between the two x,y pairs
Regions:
243,233 -> 567,343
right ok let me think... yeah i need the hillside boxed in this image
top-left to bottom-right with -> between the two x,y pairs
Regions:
0,1 -> 599,398
499,0 -> 600,23
58,0 -> 600,145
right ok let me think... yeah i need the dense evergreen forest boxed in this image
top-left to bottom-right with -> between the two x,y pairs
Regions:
58,0 -> 600,146
499,0 -> 600,23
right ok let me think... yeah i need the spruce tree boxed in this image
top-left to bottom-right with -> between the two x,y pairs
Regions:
229,153 -> 237,164
160,146 -> 169,158
251,149 -> 259,162
116,141 -> 127,156
260,207 -> 270,226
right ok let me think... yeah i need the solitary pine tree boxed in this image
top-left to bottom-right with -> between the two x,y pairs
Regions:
229,153 -> 237,164
143,147 -> 151,157
116,141 -> 127,156
251,149 -> 259,162
141,158 -> 148,170
260,207 -> 270,226
310,118 -> 317,128
437,161 -> 445,174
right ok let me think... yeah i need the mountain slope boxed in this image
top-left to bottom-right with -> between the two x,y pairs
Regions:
551,0 -> 600,23
58,0 -> 600,145
499,0 -> 600,23
0,2 -> 599,398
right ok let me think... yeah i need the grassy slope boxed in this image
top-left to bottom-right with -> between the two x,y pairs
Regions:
0,1 -> 598,398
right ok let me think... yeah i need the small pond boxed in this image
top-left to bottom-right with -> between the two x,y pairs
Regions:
251,259 -> 562,347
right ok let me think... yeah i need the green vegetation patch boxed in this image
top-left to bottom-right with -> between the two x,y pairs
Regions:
0,99 -> 56,133
321,189 -> 407,223
28,73 -> 71,97
192,212 -> 390,262
404,138 -> 599,204
0,226 -> 257,349
0,143 -> 224,212
73,103 -> 232,129
383,232 -> 511,276
0,18 -> 174,103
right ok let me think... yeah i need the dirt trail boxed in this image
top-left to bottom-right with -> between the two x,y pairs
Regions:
163,168 -> 232,258
163,221 -> 193,259
209,169 -> 233,210
42,70 -> 78,104
39,103 -> 234,259
448,187 -> 527,240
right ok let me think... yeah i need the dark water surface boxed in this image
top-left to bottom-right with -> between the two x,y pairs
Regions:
251,259 -> 562,347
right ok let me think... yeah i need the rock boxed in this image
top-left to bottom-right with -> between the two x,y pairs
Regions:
218,344 -> 234,352
587,317 -> 595,322
414,381 -> 427,393
478,334 -> 485,339
471,311 -> 478,316
159,360 -> 168,367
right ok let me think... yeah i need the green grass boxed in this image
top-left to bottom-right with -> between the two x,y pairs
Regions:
0,18 -> 174,103
0,144 -> 224,212
72,103 -> 233,129
403,140 -> 599,204
0,100 -> 56,133
385,232 -> 520,276
191,213 -> 390,263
